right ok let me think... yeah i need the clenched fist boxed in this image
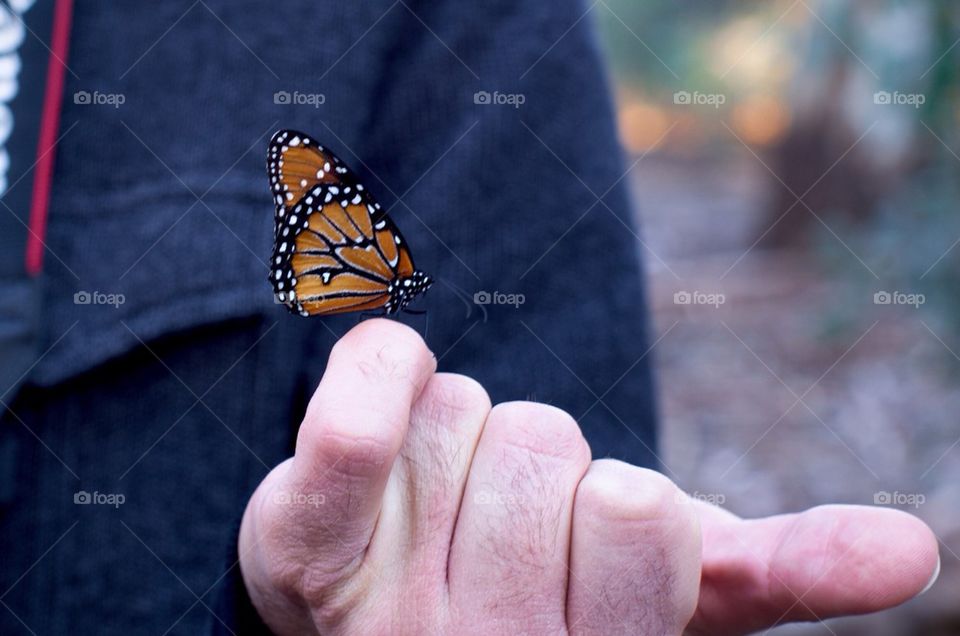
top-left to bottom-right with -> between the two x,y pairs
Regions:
239,320 -> 938,635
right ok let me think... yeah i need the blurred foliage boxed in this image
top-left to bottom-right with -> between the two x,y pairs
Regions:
598,0 -> 960,343
806,1 -> 960,344
598,1 -> 743,90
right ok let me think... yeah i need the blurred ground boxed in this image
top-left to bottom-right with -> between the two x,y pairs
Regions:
630,148 -> 960,635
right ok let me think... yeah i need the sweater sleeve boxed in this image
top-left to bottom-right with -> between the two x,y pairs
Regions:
212,0 -> 659,631
349,0 -> 660,465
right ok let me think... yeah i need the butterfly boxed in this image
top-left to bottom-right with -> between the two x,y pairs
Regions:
267,129 -> 432,317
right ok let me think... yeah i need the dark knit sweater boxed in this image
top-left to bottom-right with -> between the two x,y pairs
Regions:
0,1 -> 657,633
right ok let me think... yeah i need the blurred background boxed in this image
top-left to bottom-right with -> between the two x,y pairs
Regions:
594,1 -> 960,634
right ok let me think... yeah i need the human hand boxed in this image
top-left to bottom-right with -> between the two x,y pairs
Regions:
238,320 -> 939,635
238,319 -> 699,634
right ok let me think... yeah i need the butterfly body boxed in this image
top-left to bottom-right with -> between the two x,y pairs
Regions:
267,130 -> 432,316
385,270 -> 433,314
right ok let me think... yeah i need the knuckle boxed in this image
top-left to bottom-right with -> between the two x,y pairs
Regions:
415,373 -> 491,427
578,460 -> 689,528
299,419 -> 401,481
486,401 -> 590,462
318,426 -> 398,479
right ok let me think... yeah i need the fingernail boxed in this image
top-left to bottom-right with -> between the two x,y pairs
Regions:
919,555 -> 941,596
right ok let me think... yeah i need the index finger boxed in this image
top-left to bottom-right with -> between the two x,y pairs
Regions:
290,318 -> 436,554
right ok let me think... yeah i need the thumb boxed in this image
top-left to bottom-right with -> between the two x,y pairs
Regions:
690,502 -> 939,635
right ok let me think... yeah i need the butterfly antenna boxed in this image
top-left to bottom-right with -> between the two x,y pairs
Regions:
438,277 -> 487,323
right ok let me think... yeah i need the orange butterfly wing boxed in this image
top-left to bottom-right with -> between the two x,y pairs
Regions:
266,130 -> 428,317
268,130 -> 352,221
